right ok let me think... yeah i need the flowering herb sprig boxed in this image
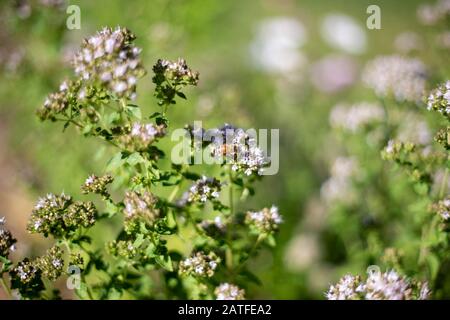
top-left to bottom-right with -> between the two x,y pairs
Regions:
326,269 -> 430,300
1,27 -> 281,300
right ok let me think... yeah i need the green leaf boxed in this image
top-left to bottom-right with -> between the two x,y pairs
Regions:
239,269 -> 262,286
106,152 -> 124,171
145,243 -> 156,258
155,254 -> 173,271
176,91 -> 187,99
266,234 -> 276,247
107,112 -> 121,125
126,105 -> 142,120
82,124 -> 93,135
149,112 -> 162,119
126,152 -> 145,166
133,234 -> 145,248
427,253 -> 440,281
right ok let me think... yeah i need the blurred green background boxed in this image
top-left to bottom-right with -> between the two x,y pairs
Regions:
0,0 -> 439,299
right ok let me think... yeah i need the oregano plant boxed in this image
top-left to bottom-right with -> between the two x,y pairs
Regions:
0,27 -> 281,300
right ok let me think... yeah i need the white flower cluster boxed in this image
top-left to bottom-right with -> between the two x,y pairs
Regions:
210,126 -> 269,176
0,217 -> 16,257
436,31 -> 450,49
199,216 -> 226,234
326,270 -> 430,300
320,157 -> 359,204
432,197 -> 450,221
215,283 -> 245,300
13,261 -> 39,283
153,58 -> 199,86
121,122 -> 165,151
123,191 -> 159,222
245,206 -> 282,233
326,274 -> 362,300
185,176 -> 222,204
179,251 -> 220,278
81,173 -> 113,196
394,32 -> 422,54
250,17 -> 307,74
396,112 -> 432,146
321,14 -> 366,55
330,102 -> 385,132
72,27 -> 145,99
363,55 -> 427,103
417,0 -> 450,25
34,192 -> 72,213
427,80 -> 450,117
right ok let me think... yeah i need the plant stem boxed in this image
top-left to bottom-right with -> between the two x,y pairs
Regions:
234,234 -> 265,274
439,167 -> 449,199
228,168 -> 234,216
226,166 -> 234,271
168,185 -> 180,203
0,277 -> 12,299
62,240 -> 94,300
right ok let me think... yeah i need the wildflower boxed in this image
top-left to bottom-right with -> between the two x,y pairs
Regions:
320,157 -> 359,204
310,55 -> 358,93
152,58 -> 199,105
184,176 -> 222,204
394,32 -> 422,54
27,193 -> 97,238
436,31 -> 450,49
81,173 -> 114,198
434,126 -> 450,150
381,140 -> 415,161
153,58 -> 199,86
35,246 -> 64,281
396,112 -> 432,146
427,81 -> 450,119
326,269 -> 430,300
9,259 -> 45,299
64,201 -> 97,229
245,206 -> 282,234
107,240 -> 140,260
284,233 -> 320,272
72,27 -> 145,100
431,197 -> 450,221
0,217 -> 17,257
123,191 -> 160,228
210,125 -> 269,176
417,0 -> 450,25
325,274 -> 363,300
330,102 -> 385,132
199,216 -> 226,237
120,122 -> 166,151
249,17 -> 307,74
215,283 -> 245,300
179,251 -> 220,278
39,0 -> 67,9
37,79 -> 80,121
364,270 -> 428,300
321,14 -> 366,55
362,55 -> 427,103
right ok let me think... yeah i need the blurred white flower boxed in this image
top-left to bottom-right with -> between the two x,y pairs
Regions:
284,233 -> 320,272
310,55 -> 358,93
363,55 -> 427,104
250,17 -> 307,73
417,0 -> 450,25
321,157 -> 359,204
394,32 -> 422,54
330,102 -> 385,132
321,14 -> 366,55
396,112 -> 432,145
436,31 -> 450,49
